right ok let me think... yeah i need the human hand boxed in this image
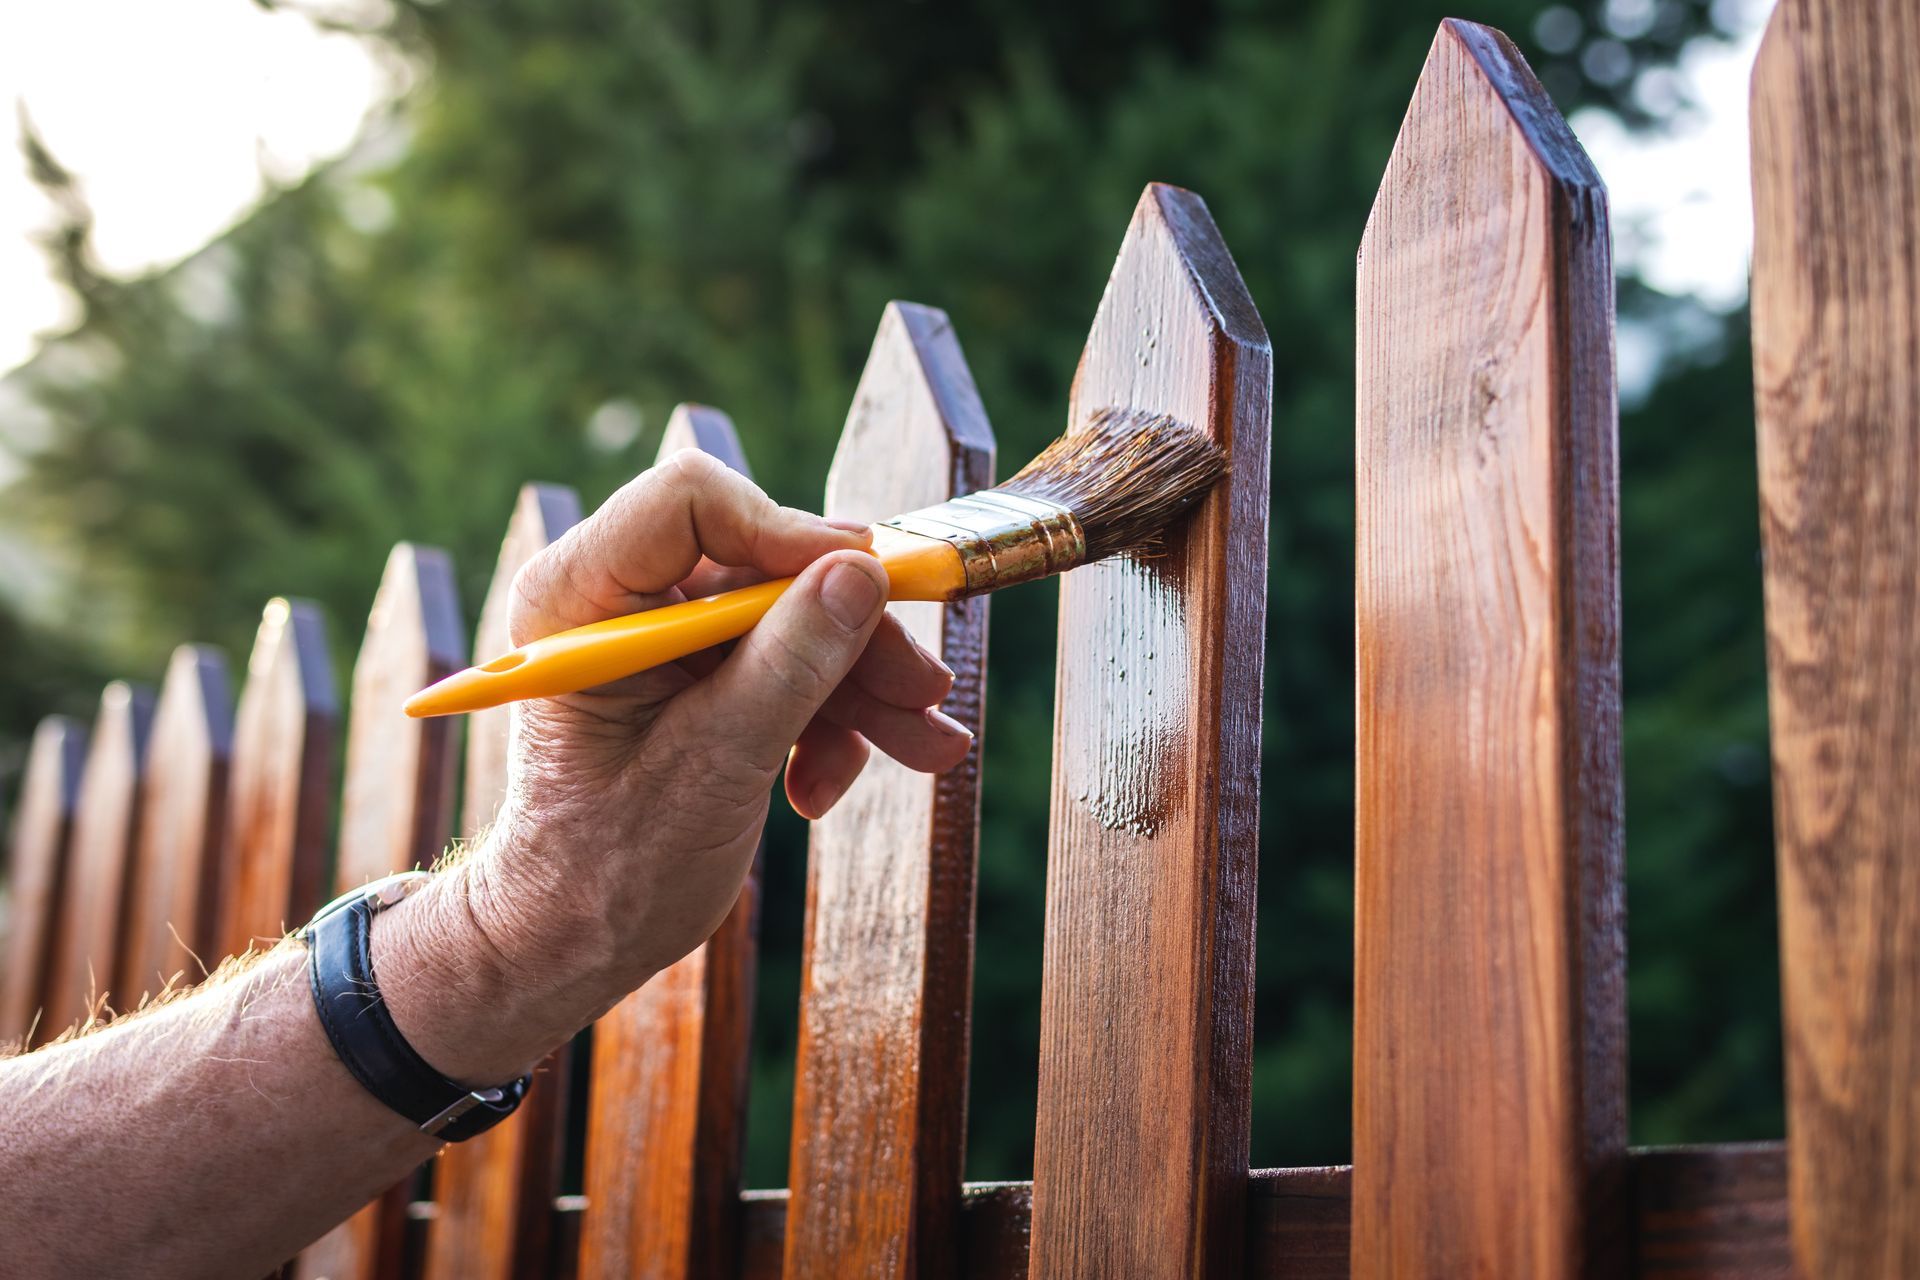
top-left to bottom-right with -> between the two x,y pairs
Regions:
380,449 -> 971,1081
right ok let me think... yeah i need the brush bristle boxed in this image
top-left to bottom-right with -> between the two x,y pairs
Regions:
999,407 -> 1226,562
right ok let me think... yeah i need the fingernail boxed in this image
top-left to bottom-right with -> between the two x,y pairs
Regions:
821,560 -> 883,629
915,636 -> 955,682
925,708 -> 973,740
810,772 -> 856,817
825,518 -> 871,536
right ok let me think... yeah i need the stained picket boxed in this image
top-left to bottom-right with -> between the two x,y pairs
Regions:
1028,183 -> 1271,1277
218,598 -> 337,956
783,303 -> 994,1280
117,645 -> 232,1003
0,716 -> 89,1045
294,544 -> 464,1280
43,682 -> 155,1036
577,406 -> 762,1280
426,484 -> 581,1280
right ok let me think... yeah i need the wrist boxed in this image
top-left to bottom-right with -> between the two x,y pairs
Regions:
367,873 -> 524,1086
371,855 -> 619,1087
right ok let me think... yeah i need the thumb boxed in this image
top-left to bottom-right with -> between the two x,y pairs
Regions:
664,550 -> 888,778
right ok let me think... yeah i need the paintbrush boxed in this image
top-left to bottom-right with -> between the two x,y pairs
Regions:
403,407 -> 1225,717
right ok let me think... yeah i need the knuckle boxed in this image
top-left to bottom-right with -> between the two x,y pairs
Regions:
658,447 -> 723,490
659,448 -> 783,559
507,553 -> 560,645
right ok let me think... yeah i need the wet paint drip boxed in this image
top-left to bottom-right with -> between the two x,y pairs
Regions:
1064,554 -> 1188,837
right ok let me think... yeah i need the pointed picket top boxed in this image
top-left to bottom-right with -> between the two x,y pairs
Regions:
44,681 -> 156,1035
219,598 -> 337,956
118,644 -> 233,1003
1070,183 -> 1268,431
334,541 -> 465,893
659,402 -> 754,475
1377,20 -> 1601,234
824,301 -> 996,519
579,404 -> 763,1280
780,301 -> 994,1280
1,715 -> 89,1045
461,483 -> 583,841
1032,183 -> 1271,1279
427,483 -> 582,1280
1354,21 -> 1623,1280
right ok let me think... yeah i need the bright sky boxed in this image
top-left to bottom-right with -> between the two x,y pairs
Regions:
1568,3 -> 1770,314
0,0 -> 391,375
0,3 -> 1769,383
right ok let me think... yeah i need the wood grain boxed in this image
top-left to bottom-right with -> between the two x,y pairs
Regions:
217,598 -> 337,957
426,483 -> 581,1280
117,644 -> 233,1004
1028,182 -> 1271,1278
578,405 -> 764,1280
1751,3 -> 1920,1274
42,681 -> 155,1036
783,302 -> 995,1280
294,543 -> 464,1280
1353,20 -> 1624,1280
1,715 -> 88,1046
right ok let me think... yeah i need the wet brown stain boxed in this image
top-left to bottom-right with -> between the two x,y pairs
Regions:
1065,551 -> 1190,838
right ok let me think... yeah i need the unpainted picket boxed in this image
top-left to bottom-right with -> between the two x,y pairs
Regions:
1751,1 -> 1920,1273
1352,21 -> 1626,1279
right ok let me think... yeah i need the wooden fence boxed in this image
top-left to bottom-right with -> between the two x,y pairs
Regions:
3,8 -> 1916,1277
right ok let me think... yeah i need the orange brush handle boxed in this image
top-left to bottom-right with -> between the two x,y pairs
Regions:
404,531 -> 962,717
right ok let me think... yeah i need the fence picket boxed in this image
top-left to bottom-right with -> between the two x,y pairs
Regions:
1751,2 -> 1920,1273
1,715 -> 88,1045
783,302 -> 994,1279
294,543 -> 464,1280
1352,21 -> 1625,1279
427,483 -> 582,1280
117,645 -> 232,1004
43,681 -> 155,1037
578,405 -> 762,1280
1028,182 -> 1271,1277
218,598 -> 337,956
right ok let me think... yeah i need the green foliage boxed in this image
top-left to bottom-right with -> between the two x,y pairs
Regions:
1,0 -> 1779,1184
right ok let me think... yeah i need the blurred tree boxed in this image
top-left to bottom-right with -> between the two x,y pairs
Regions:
1,0 -> 1777,1184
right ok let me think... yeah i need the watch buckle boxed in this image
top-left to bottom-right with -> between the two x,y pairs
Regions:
419,1087 -> 506,1137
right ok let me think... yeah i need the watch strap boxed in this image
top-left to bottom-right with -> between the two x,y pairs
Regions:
305,890 -> 530,1142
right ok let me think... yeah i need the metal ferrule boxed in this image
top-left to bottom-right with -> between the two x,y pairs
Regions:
881,491 -> 1086,597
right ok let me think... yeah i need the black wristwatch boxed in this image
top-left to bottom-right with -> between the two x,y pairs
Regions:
298,872 -> 531,1142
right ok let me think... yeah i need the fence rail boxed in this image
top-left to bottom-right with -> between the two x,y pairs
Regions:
4,9 -> 1916,1278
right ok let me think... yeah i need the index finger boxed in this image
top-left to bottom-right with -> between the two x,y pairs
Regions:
510,449 -> 871,642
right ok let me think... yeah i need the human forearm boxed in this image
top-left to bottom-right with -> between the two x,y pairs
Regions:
0,859 -> 577,1280
0,944 -> 425,1277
